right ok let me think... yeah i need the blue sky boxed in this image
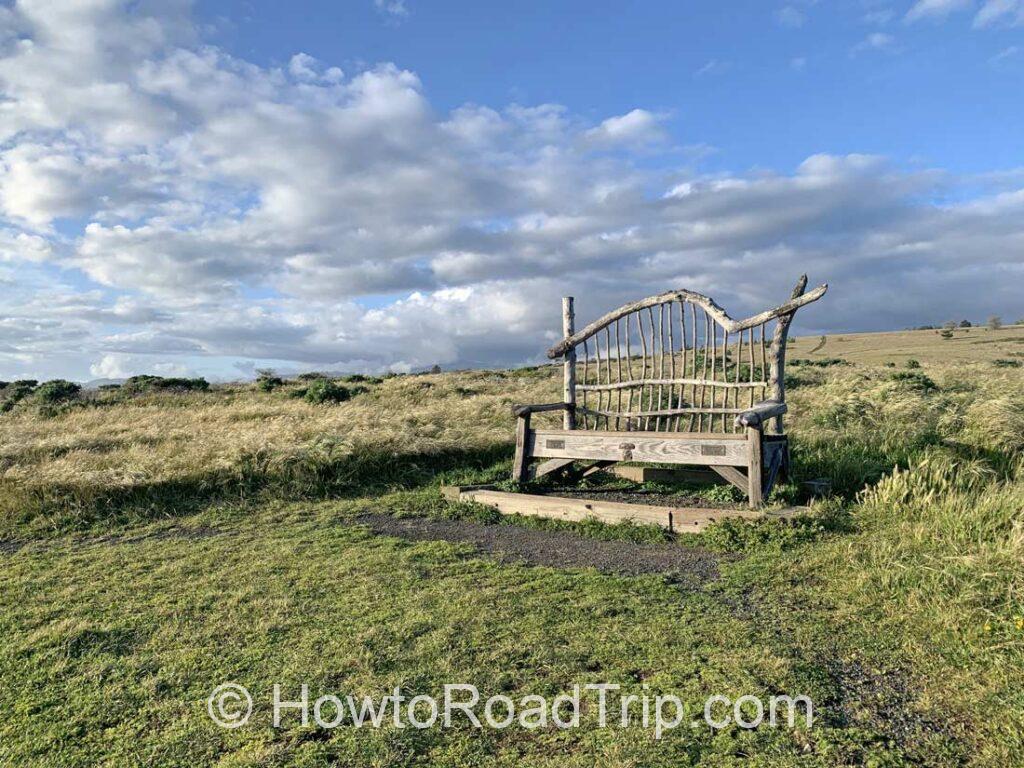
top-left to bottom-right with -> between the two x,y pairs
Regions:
0,0 -> 1022,381
198,0 -> 1023,174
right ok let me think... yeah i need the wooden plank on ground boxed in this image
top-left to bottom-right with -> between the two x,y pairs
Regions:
440,484 -> 497,501
455,489 -> 795,534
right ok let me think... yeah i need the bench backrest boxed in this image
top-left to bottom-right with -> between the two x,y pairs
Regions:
547,275 -> 827,434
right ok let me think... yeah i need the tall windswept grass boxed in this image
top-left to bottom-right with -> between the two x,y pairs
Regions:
962,397 -> 1024,454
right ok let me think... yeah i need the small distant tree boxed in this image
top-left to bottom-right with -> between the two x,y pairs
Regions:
943,320 -> 957,330
255,368 -> 284,392
430,364 -> 442,374
959,319 -> 972,328
987,315 -> 1003,330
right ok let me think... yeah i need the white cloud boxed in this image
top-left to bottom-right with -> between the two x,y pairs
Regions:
905,0 -> 973,22
851,32 -> 897,54
990,45 -> 1021,63
374,0 -> 409,19
694,59 -> 732,77
584,109 -> 666,147
776,6 -> 806,27
974,0 -> 1024,26
0,1 -> 1022,381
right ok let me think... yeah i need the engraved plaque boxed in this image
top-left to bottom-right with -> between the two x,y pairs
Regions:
701,444 -> 727,456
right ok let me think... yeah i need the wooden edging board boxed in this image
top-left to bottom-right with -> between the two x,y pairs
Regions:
441,486 -> 806,534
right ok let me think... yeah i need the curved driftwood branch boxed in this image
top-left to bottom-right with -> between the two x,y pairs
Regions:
511,402 -> 570,417
546,280 -> 827,359
734,400 -> 787,428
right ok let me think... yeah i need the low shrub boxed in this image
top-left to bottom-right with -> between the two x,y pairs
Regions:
1,380 -> 38,412
123,375 -> 209,394
304,379 -> 351,404
789,358 -> 849,368
34,379 -> 82,404
890,371 -> 937,392
905,359 -> 921,369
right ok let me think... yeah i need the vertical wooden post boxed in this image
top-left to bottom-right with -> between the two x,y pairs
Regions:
512,413 -> 532,482
562,297 -> 576,430
768,275 -> 807,435
746,425 -> 763,508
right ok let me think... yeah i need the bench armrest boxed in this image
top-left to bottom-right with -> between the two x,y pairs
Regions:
511,402 -> 571,418
735,400 -> 787,428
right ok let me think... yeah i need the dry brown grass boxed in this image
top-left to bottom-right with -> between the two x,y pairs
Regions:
788,323 -> 1024,366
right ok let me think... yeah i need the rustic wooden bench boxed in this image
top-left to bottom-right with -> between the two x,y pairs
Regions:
512,275 -> 828,507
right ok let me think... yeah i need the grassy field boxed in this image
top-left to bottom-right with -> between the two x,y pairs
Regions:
1,328 -> 1023,766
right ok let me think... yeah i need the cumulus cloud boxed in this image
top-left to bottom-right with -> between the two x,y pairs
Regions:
0,1 -> 1022,381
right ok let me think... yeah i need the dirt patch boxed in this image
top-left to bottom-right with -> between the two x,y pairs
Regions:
357,514 -> 722,582
0,539 -> 23,555
820,656 -> 967,759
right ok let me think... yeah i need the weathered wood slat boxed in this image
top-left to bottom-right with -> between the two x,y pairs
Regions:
577,405 -> 753,418
528,429 -> 749,466
576,378 -> 764,392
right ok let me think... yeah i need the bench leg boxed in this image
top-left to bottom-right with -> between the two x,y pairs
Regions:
512,413 -> 532,482
746,426 -> 764,508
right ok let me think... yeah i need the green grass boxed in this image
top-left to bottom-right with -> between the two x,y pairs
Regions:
0,501 -> 909,767
2,352 -> 1024,765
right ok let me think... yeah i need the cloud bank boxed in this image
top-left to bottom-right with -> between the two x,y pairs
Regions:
1,0 -> 1023,379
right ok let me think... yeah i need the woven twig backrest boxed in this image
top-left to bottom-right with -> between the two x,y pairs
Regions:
547,277 -> 827,434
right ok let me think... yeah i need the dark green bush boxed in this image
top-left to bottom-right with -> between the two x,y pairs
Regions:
304,379 -> 351,404
789,358 -> 849,368
890,371 -> 937,392
994,359 -> 1022,368
256,375 -> 285,392
34,379 -> 82,404
905,359 -> 921,369
1,380 -> 40,412
123,375 -> 209,394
